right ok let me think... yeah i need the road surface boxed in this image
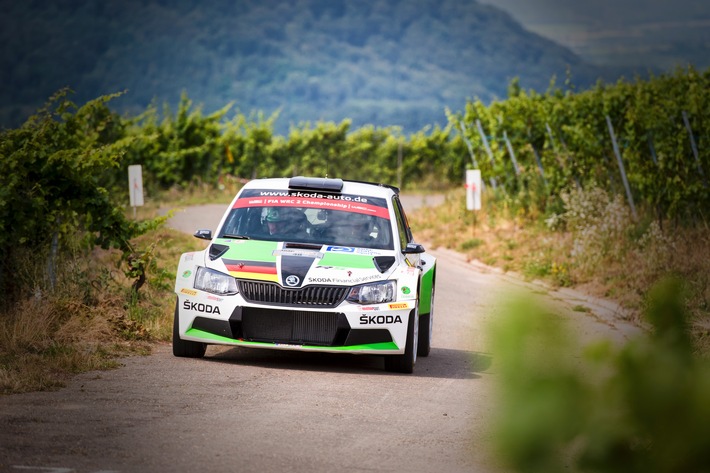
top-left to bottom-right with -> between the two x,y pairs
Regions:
0,197 -> 639,473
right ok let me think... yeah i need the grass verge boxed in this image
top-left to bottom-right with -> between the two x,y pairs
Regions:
0,190 -> 210,394
408,186 -> 710,352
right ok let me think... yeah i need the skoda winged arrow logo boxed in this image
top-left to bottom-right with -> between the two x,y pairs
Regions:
285,275 -> 300,287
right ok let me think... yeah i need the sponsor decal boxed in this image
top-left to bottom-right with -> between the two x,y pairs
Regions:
361,306 -> 380,311
401,286 -> 411,295
181,288 -> 198,296
273,249 -> 323,258
233,194 -> 390,219
352,274 -> 385,283
285,275 -> 301,287
182,270 -> 192,278
240,188 -> 386,205
183,300 -> 221,314
185,253 -> 195,262
355,248 -> 385,256
221,239 -> 247,245
261,191 -> 370,203
308,277 -> 334,283
326,246 -> 355,253
360,314 -> 403,324
206,295 -> 223,302
388,302 -> 409,310
306,274 -> 383,284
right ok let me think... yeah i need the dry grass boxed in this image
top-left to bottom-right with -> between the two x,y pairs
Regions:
1,279 -> 123,393
1,182 -> 222,394
409,187 -> 710,352
410,189 -> 573,285
0,224 -> 203,394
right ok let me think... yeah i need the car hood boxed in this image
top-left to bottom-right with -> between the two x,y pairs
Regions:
205,239 -> 398,288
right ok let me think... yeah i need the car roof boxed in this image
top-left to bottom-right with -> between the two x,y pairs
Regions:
241,177 -> 399,198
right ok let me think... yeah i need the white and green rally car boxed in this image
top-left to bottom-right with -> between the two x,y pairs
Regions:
173,176 -> 436,373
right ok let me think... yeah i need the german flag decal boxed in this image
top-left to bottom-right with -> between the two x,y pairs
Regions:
223,259 -> 278,282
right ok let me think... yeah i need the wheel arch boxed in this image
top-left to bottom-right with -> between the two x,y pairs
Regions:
418,258 -> 436,316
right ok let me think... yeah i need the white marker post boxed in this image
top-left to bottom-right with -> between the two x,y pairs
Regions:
466,169 -> 482,235
128,164 -> 144,219
466,169 -> 482,211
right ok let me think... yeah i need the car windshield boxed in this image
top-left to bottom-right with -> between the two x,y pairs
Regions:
218,205 -> 394,250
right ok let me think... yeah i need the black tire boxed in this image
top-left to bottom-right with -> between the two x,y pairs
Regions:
418,283 -> 434,357
172,300 -> 207,358
384,306 -> 418,373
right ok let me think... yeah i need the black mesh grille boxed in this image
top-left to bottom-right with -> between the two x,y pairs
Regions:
238,281 -> 348,308
241,308 -> 341,345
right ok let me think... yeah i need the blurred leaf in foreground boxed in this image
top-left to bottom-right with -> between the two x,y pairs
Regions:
488,278 -> 710,473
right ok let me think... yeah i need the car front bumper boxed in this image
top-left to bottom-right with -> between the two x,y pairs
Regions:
175,290 -> 415,355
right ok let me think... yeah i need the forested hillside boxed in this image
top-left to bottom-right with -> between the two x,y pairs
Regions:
481,0 -> 710,70
1,0 -> 615,134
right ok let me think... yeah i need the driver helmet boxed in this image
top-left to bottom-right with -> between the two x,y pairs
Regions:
266,208 -> 288,223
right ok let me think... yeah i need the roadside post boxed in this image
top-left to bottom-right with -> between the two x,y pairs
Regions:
128,164 -> 144,219
466,169 -> 482,235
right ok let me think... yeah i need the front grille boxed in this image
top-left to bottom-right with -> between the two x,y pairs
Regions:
241,307 -> 342,345
239,281 -> 348,308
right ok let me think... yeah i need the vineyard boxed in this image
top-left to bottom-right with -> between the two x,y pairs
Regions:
105,64 -> 710,225
454,67 -> 710,224
1,65 -> 709,311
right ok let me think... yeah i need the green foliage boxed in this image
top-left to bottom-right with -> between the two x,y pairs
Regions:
453,66 -> 710,222
489,278 -> 710,473
125,93 -> 231,191
286,120 -> 352,178
223,110 -> 281,180
0,90 -> 164,302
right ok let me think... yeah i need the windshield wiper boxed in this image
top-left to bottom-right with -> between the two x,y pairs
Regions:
220,234 -> 250,240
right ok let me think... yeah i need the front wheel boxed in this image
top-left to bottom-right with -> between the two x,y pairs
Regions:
384,306 -> 418,373
172,300 -> 206,358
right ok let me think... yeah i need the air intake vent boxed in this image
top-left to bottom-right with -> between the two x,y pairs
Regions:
241,308 -> 342,345
208,244 -> 229,261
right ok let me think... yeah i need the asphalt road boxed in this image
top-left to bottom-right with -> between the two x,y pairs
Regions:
0,196 -> 639,473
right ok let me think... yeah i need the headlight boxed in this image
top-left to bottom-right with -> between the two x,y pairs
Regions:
346,280 -> 396,304
194,267 -> 238,295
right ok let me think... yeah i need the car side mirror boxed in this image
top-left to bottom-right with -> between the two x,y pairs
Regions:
194,229 -> 213,241
403,242 -> 425,254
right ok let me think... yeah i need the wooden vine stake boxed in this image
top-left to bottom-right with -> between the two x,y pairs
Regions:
606,115 -> 638,220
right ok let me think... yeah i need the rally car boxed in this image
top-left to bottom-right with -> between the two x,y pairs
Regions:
173,176 -> 436,373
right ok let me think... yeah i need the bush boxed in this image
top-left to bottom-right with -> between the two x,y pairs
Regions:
0,90 -> 164,303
